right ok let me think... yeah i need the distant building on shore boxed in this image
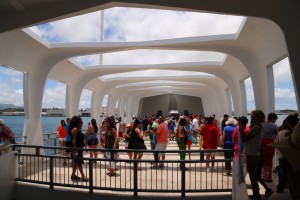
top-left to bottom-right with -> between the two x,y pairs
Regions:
45,109 -> 66,117
2,111 -> 25,116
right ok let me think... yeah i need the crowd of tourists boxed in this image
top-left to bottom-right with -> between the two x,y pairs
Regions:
53,111 -> 300,199
1,109 -> 299,199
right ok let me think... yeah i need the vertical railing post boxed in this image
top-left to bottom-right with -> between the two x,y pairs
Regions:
200,150 -> 205,162
36,147 -> 40,156
89,160 -> 93,193
181,161 -> 186,197
50,157 -> 54,189
133,160 -> 138,196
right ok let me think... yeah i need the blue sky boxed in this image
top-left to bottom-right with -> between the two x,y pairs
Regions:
0,7 -> 297,111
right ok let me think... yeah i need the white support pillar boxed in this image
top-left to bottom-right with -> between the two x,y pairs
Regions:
251,67 -> 271,115
105,95 -> 111,117
108,95 -> 119,117
65,84 -> 81,117
229,84 -> 244,117
91,90 -> 102,123
23,72 -> 44,147
225,88 -> 233,116
240,80 -> 248,116
267,65 -> 275,112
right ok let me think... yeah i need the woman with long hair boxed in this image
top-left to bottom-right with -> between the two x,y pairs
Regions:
56,119 -> 67,156
69,115 -> 88,182
176,118 -> 188,170
242,110 -> 273,200
104,116 -> 118,176
86,118 -> 99,160
128,119 -> 147,169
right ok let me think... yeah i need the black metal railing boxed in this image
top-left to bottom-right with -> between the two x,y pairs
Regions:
11,144 -> 233,197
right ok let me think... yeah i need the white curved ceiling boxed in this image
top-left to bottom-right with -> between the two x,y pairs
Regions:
23,7 -> 247,102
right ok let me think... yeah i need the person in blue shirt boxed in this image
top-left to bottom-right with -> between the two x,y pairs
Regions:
221,117 -> 237,175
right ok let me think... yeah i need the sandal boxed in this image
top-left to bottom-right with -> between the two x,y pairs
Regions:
107,172 -> 116,176
71,175 -> 81,180
81,176 -> 89,182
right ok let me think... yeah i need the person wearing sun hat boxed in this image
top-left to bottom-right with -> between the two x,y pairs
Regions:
273,113 -> 299,193
270,120 -> 300,199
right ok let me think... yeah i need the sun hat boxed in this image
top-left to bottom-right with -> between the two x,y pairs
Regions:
269,122 -> 300,171
225,117 -> 238,126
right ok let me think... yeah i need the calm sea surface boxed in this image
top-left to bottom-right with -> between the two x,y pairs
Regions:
0,114 -> 288,136
0,116 -> 92,136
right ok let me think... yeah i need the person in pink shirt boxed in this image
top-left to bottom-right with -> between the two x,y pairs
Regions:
232,116 -> 250,158
154,117 -> 169,168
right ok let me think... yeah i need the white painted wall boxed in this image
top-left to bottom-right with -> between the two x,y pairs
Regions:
0,151 -> 17,200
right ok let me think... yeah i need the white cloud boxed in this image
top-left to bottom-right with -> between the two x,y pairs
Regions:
102,95 -> 109,107
275,88 -> 297,110
273,57 -> 292,83
10,77 -> 22,84
0,67 -> 23,77
73,55 -> 100,66
42,82 -> 66,108
0,67 -> 24,106
30,7 -> 244,43
79,89 -> 92,109
34,11 -> 101,42
244,78 -> 255,109
104,7 -> 244,41
42,83 -> 92,109
0,79 -> 23,106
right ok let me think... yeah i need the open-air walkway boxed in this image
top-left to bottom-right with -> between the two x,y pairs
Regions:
12,138 -> 292,200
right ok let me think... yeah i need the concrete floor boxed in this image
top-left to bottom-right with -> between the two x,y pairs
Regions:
16,139 -> 292,200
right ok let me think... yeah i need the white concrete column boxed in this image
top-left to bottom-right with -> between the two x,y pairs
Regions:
118,98 -> 124,118
91,90 -> 102,123
251,67 -> 271,115
240,80 -> 248,116
65,84 -> 71,117
23,72 -> 44,147
225,89 -> 233,116
290,61 -> 300,112
108,95 -> 119,117
126,96 -> 135,120
65,84 -> 81,117
228,83 -> 244,116
105,95 -> 111,117
266,65 -> 275,112
131,96 -> 140,117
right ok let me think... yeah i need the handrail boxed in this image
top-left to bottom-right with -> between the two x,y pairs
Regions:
14,144 -> 234,197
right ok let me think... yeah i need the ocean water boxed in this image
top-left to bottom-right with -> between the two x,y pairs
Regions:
0,114 -> 288,137
0,116 -> 93,136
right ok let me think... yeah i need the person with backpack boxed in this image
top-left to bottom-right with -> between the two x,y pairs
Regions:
176,117 -> 188,170
86,119 -> 99,161
0,118 -> 15,151
146,117 -> 158,159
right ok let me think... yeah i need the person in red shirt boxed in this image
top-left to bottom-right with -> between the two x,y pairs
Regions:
56,119 -> 67,157
154,117 -> 169,168
200,116 -> 220,172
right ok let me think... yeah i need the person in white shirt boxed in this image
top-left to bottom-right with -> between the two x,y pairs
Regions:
192,115 -> 199,130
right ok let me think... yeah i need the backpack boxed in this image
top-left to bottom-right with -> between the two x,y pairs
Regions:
182,127 -> 188,143
0,125 -> 15,144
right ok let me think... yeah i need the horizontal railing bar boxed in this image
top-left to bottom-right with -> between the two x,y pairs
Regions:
13,144 -> 233,153
14,144 -> 233,197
